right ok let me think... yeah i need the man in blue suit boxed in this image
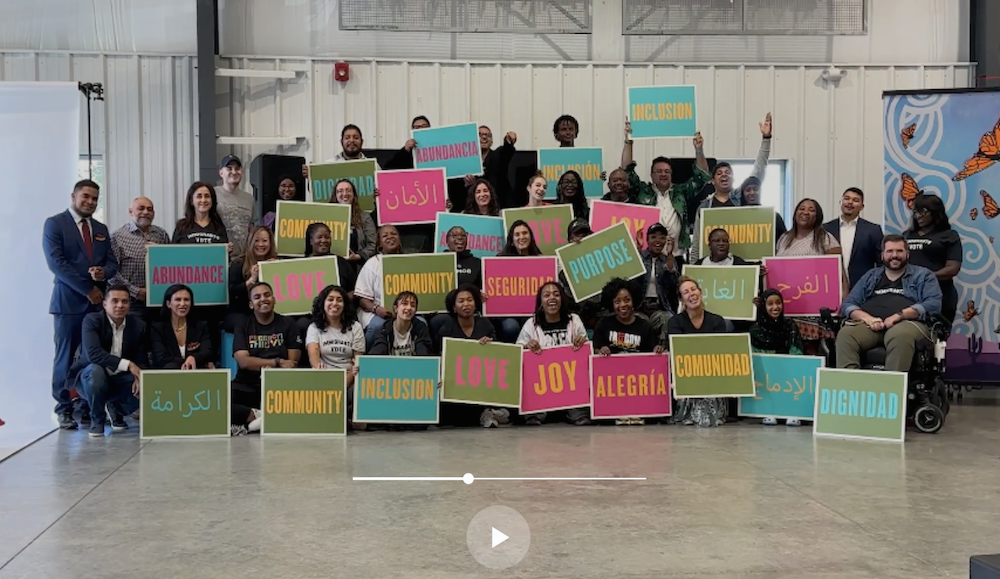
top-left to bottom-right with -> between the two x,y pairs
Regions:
823,187 -> 884,291
43,180 -> 118,429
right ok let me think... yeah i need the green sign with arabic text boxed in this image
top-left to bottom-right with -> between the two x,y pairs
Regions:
140,370 -> 231,438
681,264 -> 759,321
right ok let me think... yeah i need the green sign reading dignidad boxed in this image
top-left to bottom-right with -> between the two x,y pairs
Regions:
813,368 -> 906,442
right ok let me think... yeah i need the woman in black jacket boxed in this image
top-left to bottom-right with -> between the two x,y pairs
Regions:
151,284 -> 216,369
369,291 -> 434,356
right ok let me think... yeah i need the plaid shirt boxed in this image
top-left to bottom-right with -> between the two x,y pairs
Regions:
626,161 -> 711,251
109,221 -> 170,299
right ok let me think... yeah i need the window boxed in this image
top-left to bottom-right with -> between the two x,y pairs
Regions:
724,160 -> 787,217
77,156 -> 106,224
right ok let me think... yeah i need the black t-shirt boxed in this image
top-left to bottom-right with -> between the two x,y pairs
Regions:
904,229 -> 961,289
233,314 -> 303,389
593,315 -> 656,354
172,221 -> 229,245
538,318 -> 571,347
710,197 -> 735,208
666,310 -> 729,336
862,272 -> 915,319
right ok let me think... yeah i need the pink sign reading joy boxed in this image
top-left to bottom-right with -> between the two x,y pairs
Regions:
520,343 -> 592,414
590,353 -> 672,419
590,200 -> 662,250
375,168 -> 448,225
763,255 -> 843,316
481,257 -> 558,317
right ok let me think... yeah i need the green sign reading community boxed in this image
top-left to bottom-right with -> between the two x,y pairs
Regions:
261,368 -> 347,436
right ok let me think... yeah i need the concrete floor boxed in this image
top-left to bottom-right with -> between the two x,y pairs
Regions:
2,393 -> 999,579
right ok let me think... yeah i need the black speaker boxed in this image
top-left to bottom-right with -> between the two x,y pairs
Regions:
249,154 -> 307,224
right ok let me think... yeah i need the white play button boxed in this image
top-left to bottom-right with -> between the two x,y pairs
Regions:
466,505 -> 531,569
491,527 -> 509,548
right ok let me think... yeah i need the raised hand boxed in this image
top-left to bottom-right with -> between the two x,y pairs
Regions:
760,112 -> 772,137
693,132 -> 704,150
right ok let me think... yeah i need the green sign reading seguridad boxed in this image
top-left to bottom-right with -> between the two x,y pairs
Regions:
261,368 -> 347,436
669,333 -> 755,398
813,368 -> 906,442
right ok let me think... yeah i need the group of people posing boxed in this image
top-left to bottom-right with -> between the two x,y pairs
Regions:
44,112 -> 962,436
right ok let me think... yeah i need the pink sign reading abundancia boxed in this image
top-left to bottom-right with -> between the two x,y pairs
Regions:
375,168 -> 448,225
482,256 -> 558,317
590,353 -> 672,419
763,255 -> 843,316
520,343 -> 593,414
589,200 -> 662,250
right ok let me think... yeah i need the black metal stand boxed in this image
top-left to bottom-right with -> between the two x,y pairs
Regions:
77,82 -> 104,180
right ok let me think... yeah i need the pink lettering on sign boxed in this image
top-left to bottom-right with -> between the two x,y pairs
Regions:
590,200 -> 661,250
590,354 -> 672,419
272,272 -> 326,302
455,356 -> 510,389
520,344 -> 592,413
762,255 -> 843,316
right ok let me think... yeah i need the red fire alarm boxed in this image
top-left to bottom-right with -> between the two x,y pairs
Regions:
334,62 -> 350,82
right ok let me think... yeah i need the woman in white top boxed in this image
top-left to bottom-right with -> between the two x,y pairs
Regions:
516,281 -> 590,426
306,285 -> 365,421
355,224 -> 404,349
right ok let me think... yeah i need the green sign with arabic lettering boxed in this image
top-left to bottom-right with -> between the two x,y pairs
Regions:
668,333 -> 755,398
738,354 -> 824,420
681,264 -> 759,321
261,369 -> 347,435
139,370 -> 231,438
308,159 -> 378,210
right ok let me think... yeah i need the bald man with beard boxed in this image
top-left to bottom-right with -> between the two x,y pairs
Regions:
109,197 -> 171,320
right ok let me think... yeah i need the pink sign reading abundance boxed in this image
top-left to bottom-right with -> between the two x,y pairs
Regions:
375,168 -> 448,225
590,353 -> 672,419
763,255 -> 843,316
481,256 -> 558,317
520,343 -> 592,414
589,200 -> 662,250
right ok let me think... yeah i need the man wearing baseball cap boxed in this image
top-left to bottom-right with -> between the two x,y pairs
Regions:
637,223 -> 679,344
216,154 -> 255,255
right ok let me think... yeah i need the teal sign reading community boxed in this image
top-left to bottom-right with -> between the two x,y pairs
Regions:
813,368 -> 906,442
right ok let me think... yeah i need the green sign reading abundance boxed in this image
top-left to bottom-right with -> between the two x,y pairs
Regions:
381,253 -> 457,314
680,264 -> 759,321
261,368 -> 347,436
139,370 -> 231,438
308,159 -> 378,210
555,221 -> 645,301
698,206 -> 776,261
441,338 -> 522,408
669,333 -> 755,398
502,205 -> 575,256
813,368 -> 906,442
259,256 -> 341,316
274,200 -> 351,257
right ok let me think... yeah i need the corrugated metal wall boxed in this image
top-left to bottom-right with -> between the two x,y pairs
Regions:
221,58 -> 974,222
0,51 -> 197,230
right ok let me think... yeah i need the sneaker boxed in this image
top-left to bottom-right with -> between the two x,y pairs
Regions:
78,412 -> 91,426
762,417 -> 778,426
88,423 -> 106,438
107,404 -> 127,432
573,417 -> 592,426
786,419 -> 802,427
58,412 -> 78,430
230,424 -> 249,437
525,416 -> 542,426
492,408 -> 511,425
130,409 -> 141,420
479,410 -> 498,428
630,418 -> 645,425
615,419 -> 628,425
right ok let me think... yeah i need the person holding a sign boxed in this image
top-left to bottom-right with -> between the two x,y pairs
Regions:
463,178 -> 501,216
369,292 -> 434,357
495,220 -> 544,341
517,281 -> 589,426
357,225 -> 405,348
305,285 -> 365,419
226,225 -> 277,330
524,173 -> 550,208
638,224 -> 680,340
109,196 -> 170,321
694,228 -> 755,268
668,277 -> 732,427
554,171 -> 590,221
558,219 -> 604,329
750,288 -> 806,427
171,182 -> 232,252
601,168 -> 637,204
261,176 -> 299,232
151,284 -> 216,371
741,176 -> 787,242
331,179 -> 378,268
595,278 -> 664,425
472,126 -> 517,209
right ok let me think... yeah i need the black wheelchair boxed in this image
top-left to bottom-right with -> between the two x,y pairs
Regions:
819,309 -> 952,434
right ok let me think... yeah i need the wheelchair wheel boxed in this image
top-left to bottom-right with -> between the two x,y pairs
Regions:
913,405 -> 945,434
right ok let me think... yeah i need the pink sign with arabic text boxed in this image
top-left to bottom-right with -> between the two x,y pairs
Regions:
763,255 -> 843,316
375,168 -> 448,225
590,354 -> 672,419
520,344 -> 592,413
589,200 -> 662,250
482,257 -> 558,317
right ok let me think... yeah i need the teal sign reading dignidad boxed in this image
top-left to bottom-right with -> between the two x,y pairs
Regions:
355,356 -> 441,423
813,368 -> 906,442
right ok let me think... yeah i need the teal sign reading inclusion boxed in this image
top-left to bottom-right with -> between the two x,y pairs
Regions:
813,368 -> 906,442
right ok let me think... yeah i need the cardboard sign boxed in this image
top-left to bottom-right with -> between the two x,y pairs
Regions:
589,200 -> 661,250
354,356 -> 441,424
274,200 -> 351,257
556,221 -> 645,301
308,159 -> 378,210
259,256 -> 341,316
434,213 -> 506,258
412,122 -> 483,178
698,206 -> 776,261
145,244 -> 229,307
813,368 -> 906,442
590,353 -> 672,419
501,205 -> 575,256
763,255 -> 844,317
381,253 -> 457,314
627,85 -> 698,139
482,256 -> 558,317
375,168 -> 448,225
261,368 -> 347,436
537,148 -> 605,198
668,333 -> 755,398
441,338 -> 522,408
680,264 -> 760,321
738,354 -> 824,420
139,370 -> 231,438
519,343 -> 592,414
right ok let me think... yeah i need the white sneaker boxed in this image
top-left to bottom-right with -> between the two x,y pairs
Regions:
230,424 -> 249,437
480,409 -> 498,428
492,408 -> 511,425
247,410 -> 263,433
762,417 -> 778,425
615,419 -> 628,425
786,419 -> 802,427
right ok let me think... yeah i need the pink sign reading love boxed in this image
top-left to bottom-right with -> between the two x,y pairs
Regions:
590,200 -> 662,250
375,168 -> 448,225
481,256 -> 558,317
763,255 -> 843,316
520,343 -> 592,413
590,353 -> 672,419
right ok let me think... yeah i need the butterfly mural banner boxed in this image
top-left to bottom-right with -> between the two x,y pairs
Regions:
883,88 -> 1000,385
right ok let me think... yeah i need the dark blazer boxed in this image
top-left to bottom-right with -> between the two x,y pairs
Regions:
823,217 -> 883,290
151,320 -> 215,369
44,210 -> 118,314
71,312 -> 149,380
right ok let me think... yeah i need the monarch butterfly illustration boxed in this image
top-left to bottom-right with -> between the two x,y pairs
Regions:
963,300 -> 979,322
981,190 -> 1000,219
899,173 -> 920,209
953,116 -> 1000,181
901,123 -> 917,149
971,208 -> 979,220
